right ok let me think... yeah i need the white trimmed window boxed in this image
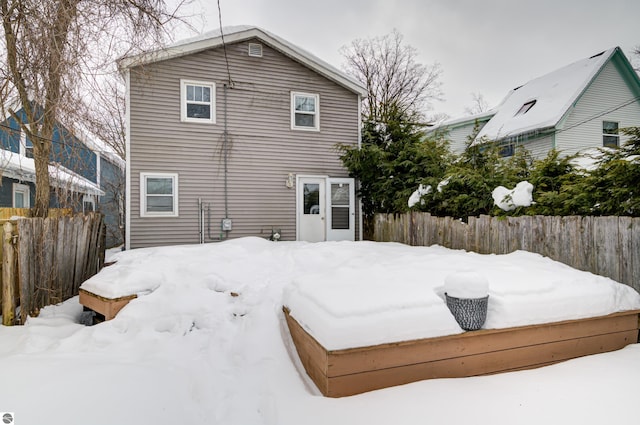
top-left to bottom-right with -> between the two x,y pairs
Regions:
19,130 -> 34,158
140,173 -> 179,217
83,195 -> 96,213
291,92 -> 319,131
13,183 -> 30,208
181,80 -> 215,123
603,121 -> 619,148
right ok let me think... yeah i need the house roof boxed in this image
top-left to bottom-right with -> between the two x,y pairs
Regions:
118,26 -> 367,97
0,150 -> 104,196
474,47 -> 638,142
430,109 -> 497,132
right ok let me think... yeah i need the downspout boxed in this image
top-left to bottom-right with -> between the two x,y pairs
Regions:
223,83 -> 229,223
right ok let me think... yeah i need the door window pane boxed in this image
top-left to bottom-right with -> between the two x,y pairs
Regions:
303,183 -> 320,214
331,184 -> 349,205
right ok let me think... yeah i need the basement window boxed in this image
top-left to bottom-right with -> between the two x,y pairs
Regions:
515,100 -> 536,116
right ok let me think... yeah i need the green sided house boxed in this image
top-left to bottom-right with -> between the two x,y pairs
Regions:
119,26 -> 366,249
432,47 -> 640,158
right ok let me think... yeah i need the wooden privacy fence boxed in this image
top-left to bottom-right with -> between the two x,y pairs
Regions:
374,213 -> 640,292
1,212 -> 106,325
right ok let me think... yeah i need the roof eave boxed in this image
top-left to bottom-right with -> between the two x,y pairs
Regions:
119,27 -> 367,97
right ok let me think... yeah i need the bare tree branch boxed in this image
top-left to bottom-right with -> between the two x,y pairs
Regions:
341,29 -> 443,125
0,0 -> 190,216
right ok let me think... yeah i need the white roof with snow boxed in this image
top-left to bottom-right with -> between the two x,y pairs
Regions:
0,150 -> 104,196
118,26 -> 367,97
475,47 -> 618,142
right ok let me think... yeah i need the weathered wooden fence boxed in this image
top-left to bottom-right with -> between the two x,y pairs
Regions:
374,213 -> 640,292
1,212 -> 106,325
0,208 -> 72,220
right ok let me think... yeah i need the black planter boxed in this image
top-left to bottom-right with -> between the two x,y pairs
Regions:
445,293 -> 489,331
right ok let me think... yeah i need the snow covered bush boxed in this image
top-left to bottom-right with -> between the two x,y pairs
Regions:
492,181 -> 534,211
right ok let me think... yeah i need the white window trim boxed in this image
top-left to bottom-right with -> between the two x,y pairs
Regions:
13,183 -> 30,208
19,129 -> 33,157
291,92 -> 320,131
140,172 -> 179,217
602,120 -> 619,147
180,79 -> 216,124
82,194 -> 96,213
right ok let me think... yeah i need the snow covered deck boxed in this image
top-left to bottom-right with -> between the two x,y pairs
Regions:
285,307 -> 640,397
79,288 -> 137,321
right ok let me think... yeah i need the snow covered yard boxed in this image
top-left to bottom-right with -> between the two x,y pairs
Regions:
1,237 -> 640,425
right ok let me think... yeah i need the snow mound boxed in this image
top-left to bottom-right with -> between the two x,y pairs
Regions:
492,181 -> 534,211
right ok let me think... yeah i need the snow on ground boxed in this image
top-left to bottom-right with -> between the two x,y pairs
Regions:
1,238 -> 640,425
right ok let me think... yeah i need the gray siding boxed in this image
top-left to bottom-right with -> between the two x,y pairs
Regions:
519,134 -> 554,159
557,60 -> 640,156
438,120 -> 489,154
129,39 -> 360,248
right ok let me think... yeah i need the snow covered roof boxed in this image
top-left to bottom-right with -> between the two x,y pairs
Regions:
475,47 -> 621,142
0,150 -> 104,196
118,26 -> 367,97
430,109 -> 496,132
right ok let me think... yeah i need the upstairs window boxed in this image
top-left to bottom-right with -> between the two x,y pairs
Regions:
181,80 -> 215,123
291,92 -> 319,131
20,130 -> 34,158
602,121 -> 619,148
515,100 -> 536,115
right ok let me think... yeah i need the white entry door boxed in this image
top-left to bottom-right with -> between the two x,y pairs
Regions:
298,177 -> 326,242
326,178 -> 355,241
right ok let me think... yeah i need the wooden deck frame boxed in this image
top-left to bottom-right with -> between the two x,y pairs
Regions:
284,307 -> 640,397
79,288 -> 137,321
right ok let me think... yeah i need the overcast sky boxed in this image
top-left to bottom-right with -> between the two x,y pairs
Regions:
176,0 -> 640,120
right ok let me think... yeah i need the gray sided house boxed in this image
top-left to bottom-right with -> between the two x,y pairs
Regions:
120,26 -> 366,249
433,47 -> 640,158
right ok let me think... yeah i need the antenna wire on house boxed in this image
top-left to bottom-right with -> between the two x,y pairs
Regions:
217,0 -> 234,87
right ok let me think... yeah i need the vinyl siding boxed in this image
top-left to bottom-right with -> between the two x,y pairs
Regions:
557,60 -> 640,156
519,134 -> 554,159
128,39 -> 360,248
438,120 -> 489,154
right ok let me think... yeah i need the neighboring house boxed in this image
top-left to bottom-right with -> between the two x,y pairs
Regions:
119,26 -> 366,249
433,47 -> 640,158
0,104 -> 125,247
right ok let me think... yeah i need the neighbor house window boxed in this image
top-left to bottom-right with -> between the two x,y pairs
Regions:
19,130 -> 34,158
291,92 -> 319,131
13,183 -> 30,208
515,100 -> 536,115
603,121 -> 619,147
181,80 -> 215,123
140,172 -> 179,217
83,195 -> 96,213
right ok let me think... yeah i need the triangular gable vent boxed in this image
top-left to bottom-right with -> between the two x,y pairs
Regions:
248,42 -> 263,57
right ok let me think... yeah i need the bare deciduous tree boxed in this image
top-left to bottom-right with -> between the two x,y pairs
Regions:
340,29 -> 443,125
0,0 -> 188,217
464,92 -> 491,115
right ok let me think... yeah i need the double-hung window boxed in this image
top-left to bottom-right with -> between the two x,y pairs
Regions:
140,172 -> 179,217
181,80 -> 215,123
13,183 -> 30,208
602,121 -> 619,148
291,92 -> 319,131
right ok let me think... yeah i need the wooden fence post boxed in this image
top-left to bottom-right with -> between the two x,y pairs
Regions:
2,222 -> 16,326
